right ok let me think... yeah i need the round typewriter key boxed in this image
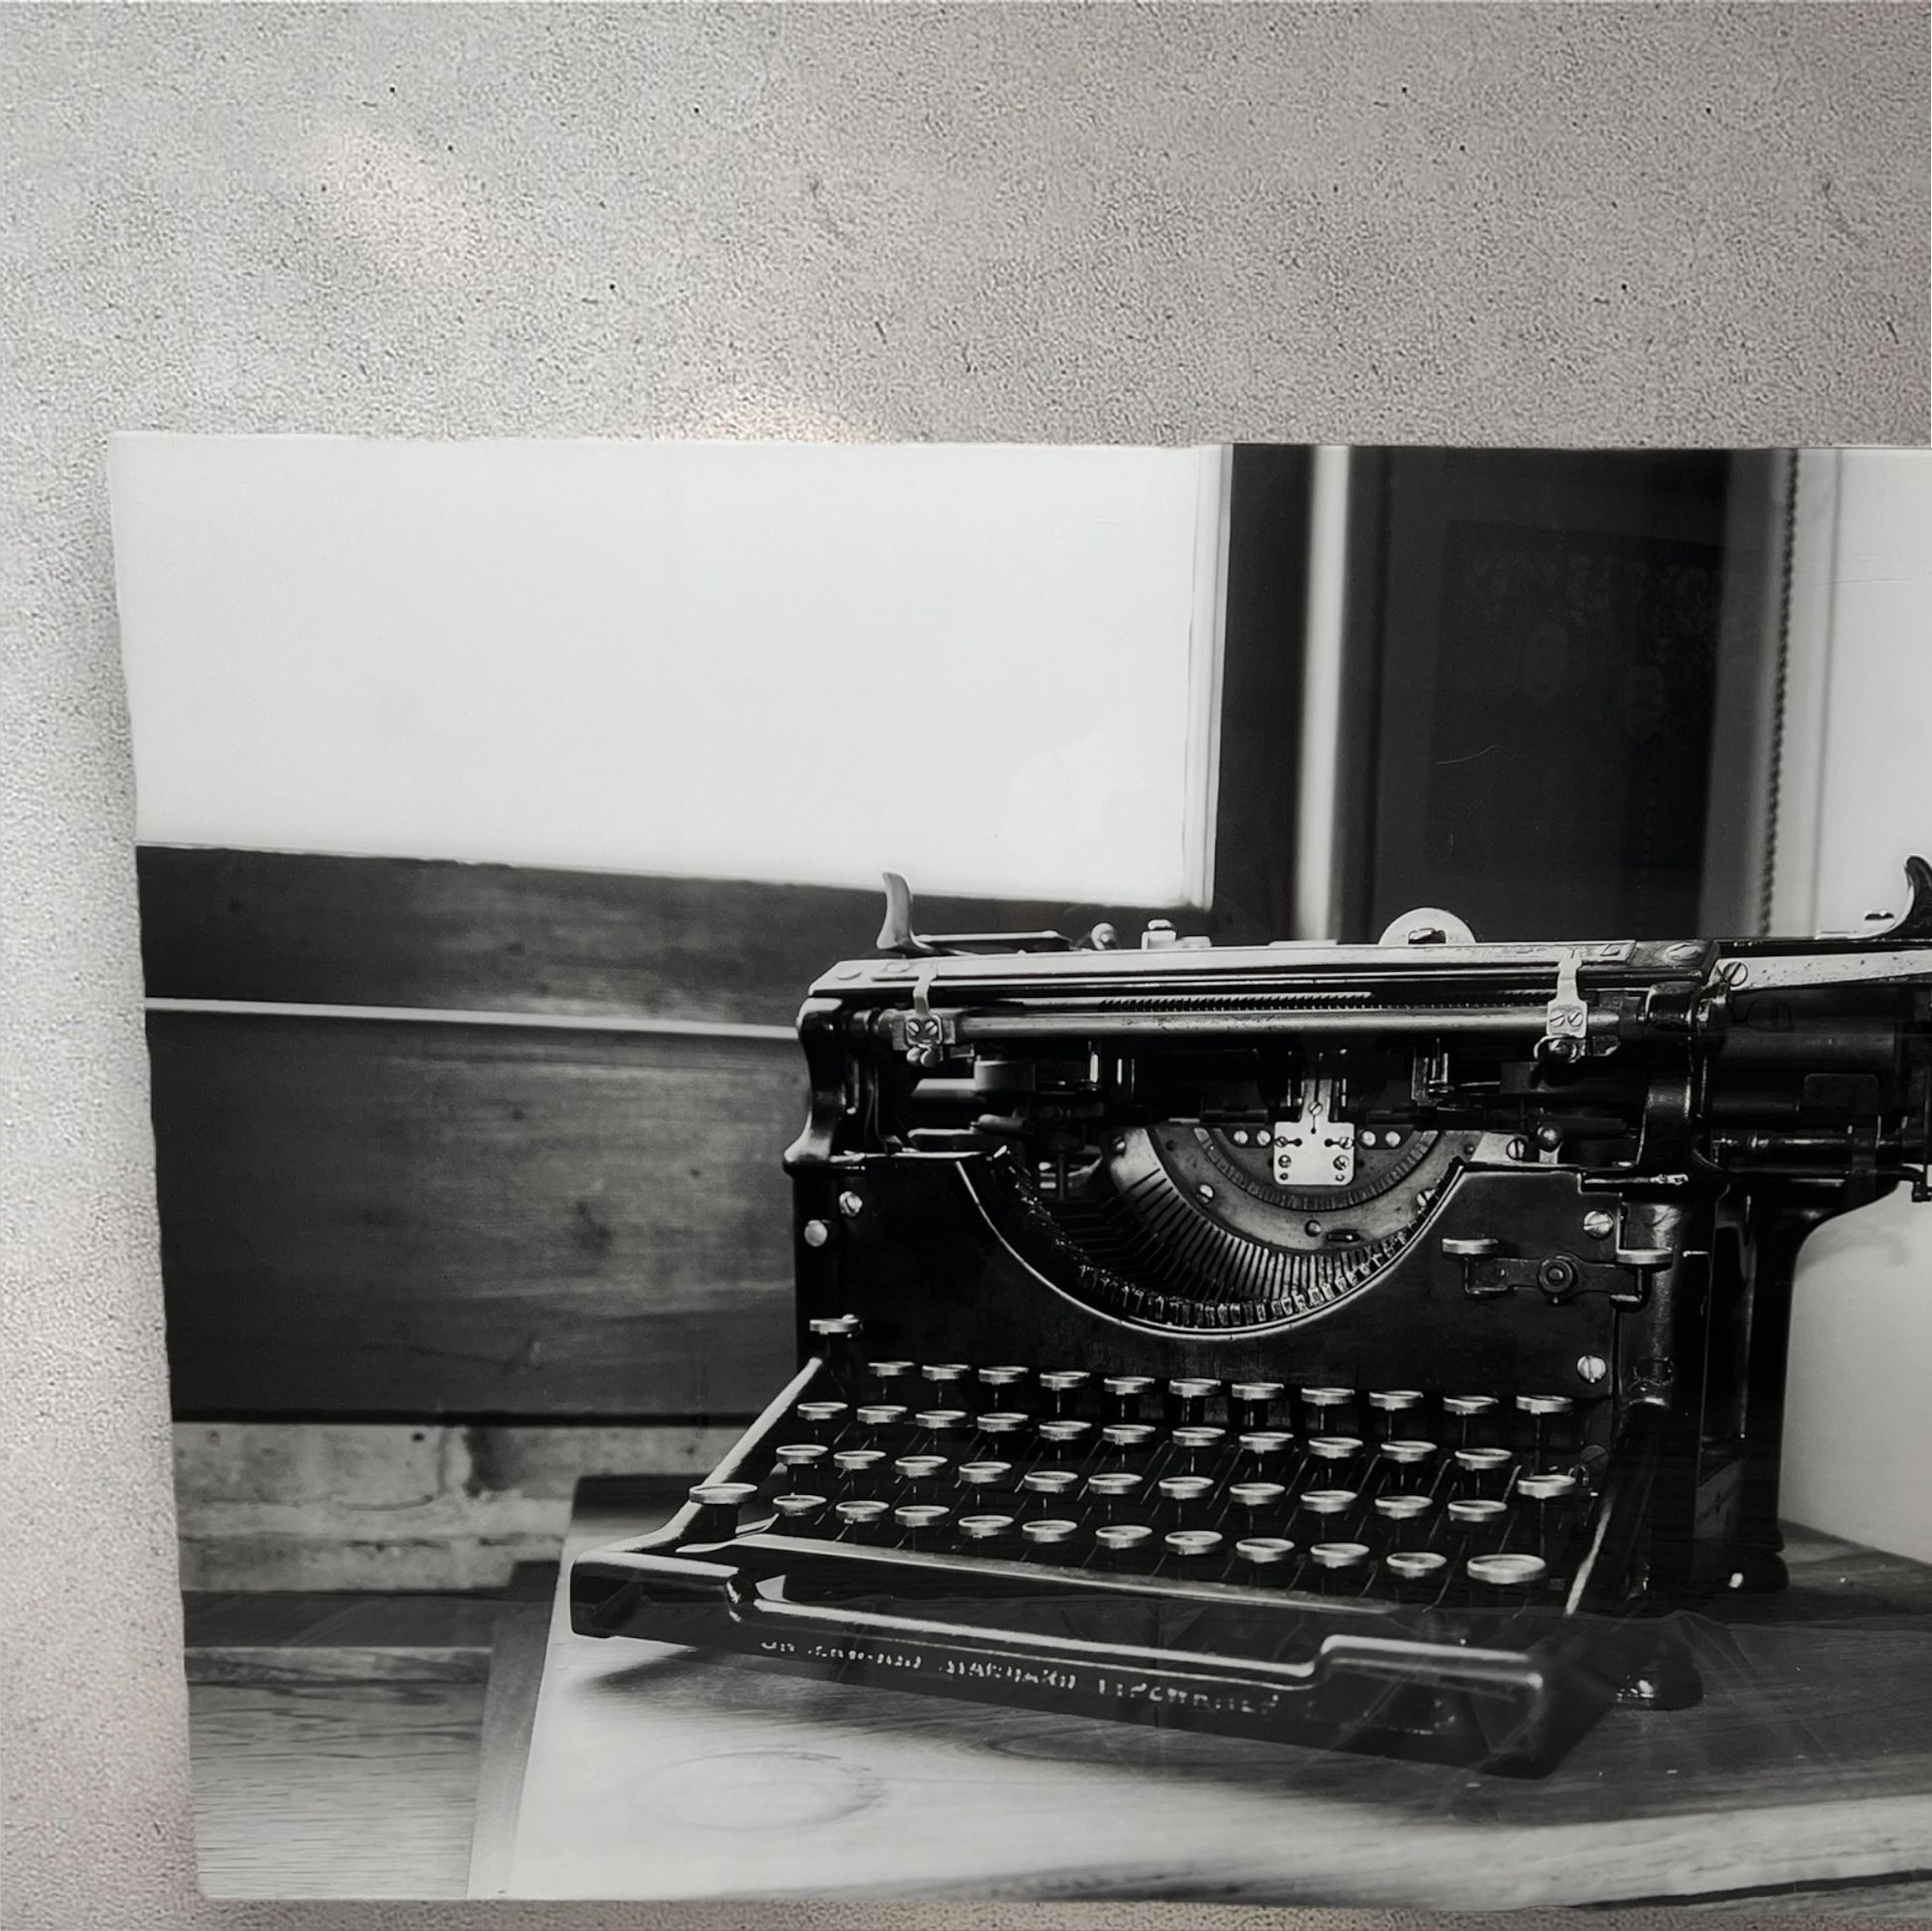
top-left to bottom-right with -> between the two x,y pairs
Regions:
1156,1473 -> 1214,1525
1367,1390 -> 1425,1439
795,1400 -> 849,1441
1298,1487 -> 1359,1518
1165,1529 -> 1224,1561
1517,1471 -> 1580,1502
1229,1480 -> 1287,1516
772,1444 -> 827,1486
1171,1424 -> 1225,1470
855,1403 -> 908,1432
1101,1423 -> 1158,1456
807,1315 -> 862,1377
1449,1497 -> 1510,1553
1086,1471 -> 1142,1519
894,1453 -> 947,1495
1452,1446 -> 1514,1495
921,1363 -> 971,1386
1385,1549 -> 1449,1599
1467,1552 -> 1549,1597
1517,1392 -> 1575,1465
958,1512 -> 1015,1541
1307,1434 -> 1365,1468
1308,1541 -> 1371,1588
832,1447 -> 886,1484
1020,1469 -> 1080,1511
1022,1517 -> 1079,1548
866,1361 -> 913,1392
1037,1418 -> 1093,1448
913,1408 -> 971,1436
894,1502 -> 950,1546
1102,1374 -> 1157,1419
1300,1387 -> 1355,1433
957,1459 -> 1013,1490
1096,1523 -> 1156,1568
834,1497 -> 891,1539
687,1480 -> 759,1542
1037,1370 -> 1090,1417
1230,1381 -> 1286,1430
808,1314 -> 862,1338
1377,1439 -> 1438,1492
771,1492 -> 829,1524
976,1366 -> 1030,1412
1167,1377 -> 1220,1426
1237,1430 -> 1295,1467
1374,1491 -> 1434,1522
976,1411 -> 1029,1439
1516,1394 -> 1574,1417
1443,1394 -> 1498,1447
1235,1536 -> 1297,1570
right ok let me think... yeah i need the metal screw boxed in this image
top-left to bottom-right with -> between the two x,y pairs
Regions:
1536,1124 -> 1562,1151
802,1218 -> 831,1248
838,1190 -> 865,1218
1584,1210 -> 1615,1240
1577,1354 -> 1609,1385
1196,1182 -> 1216,1201
1507,1137 -> 1533,1162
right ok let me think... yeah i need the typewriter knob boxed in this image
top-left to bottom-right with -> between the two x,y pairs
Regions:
1379,906 -> 1477,947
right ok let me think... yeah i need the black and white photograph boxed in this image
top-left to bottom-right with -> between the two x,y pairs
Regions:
6,6 -> 1928,1928
112,435 -> 1932,1902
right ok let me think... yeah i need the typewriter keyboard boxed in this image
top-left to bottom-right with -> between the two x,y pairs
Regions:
695,1349 -> 1600,1612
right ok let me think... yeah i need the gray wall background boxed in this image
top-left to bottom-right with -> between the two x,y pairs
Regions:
3,6 -> 1925,1927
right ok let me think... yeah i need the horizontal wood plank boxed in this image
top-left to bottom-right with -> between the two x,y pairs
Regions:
137,848 -> 1259,1028
151,1012 -> 801,1419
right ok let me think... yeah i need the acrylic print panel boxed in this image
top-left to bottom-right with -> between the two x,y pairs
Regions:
107,436 -> 1226,907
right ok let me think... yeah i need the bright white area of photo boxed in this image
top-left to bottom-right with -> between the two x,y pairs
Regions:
108,435 -> 1228,907
1782,447 -> 1932,1565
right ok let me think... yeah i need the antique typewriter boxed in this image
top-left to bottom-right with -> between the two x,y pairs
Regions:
573,862 -> 1932,1775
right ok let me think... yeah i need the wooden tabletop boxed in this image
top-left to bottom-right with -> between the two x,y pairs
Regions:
484,1489 -> 1932,1906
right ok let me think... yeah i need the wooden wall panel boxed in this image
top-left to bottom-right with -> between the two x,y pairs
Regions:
151,1012 -> 803,1419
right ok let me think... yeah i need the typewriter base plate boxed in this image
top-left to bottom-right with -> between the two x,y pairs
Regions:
501,1490 -> 1932,1906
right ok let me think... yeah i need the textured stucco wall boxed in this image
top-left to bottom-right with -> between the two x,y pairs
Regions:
2,6 -> 1926,1928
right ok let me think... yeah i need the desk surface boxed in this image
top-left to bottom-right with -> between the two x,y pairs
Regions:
488,1494 -> 1932,1906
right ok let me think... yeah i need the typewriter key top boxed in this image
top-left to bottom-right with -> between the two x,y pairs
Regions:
1238,1430 -> 1296,1465
1467,1552 -> 1549,1590
1095,1523 -> 1155,1562
832,1447 -> 886,1481
894,1455 -> 947,1495
1517,1471 -> 1580,1502
1385,1549 -> 1449,1598
1102,1423 -> 1158,1453
958,1512 -> 1016,1541
1452,1447 -> 1514,1494
977,1365 -> 1029,1387
867,1362 -> 914,1390
1299,1488 -> 1359,1517
1022,1517 -> 1079,1547
687,1481 -> 759,1542
1373,1492 -> 1435,1527
977,1412 -> 1029,1438
1307,1434 -> 1365,1466
957,1459 -> 1014,1489
913,1409 -> 972,1435
1021,1468 -> 1079,1498
921,1363 -> 971,1385
1301,1386 -> 1353,1413
855,1404 -> 908,1431
1229,1480 -> 1287,1514
1165,1529 -> 1224,1560
1516,1394 -> 1573,1417
1230,1383 -> 1285,1432
1171,1425 -> 1225,1470
894,1502 -> 950,1545
1234,1536 -> 1297,1569
1308,1540 -> 1371,1575
1102,1375 -> 1157,1419
834,1498 -> 891,1539
1086,1471 -> 1142,1519
1378,1438 -> 1436,1465
1369,1390 -> 1424,1414
1037,1419 -> 1093,1448
1448,1497 -> 1510,1552
808,1314 -> 861,1338
1037,1370 -> 1090,1416
772,1444 -> 827,1485
1442,1394 -> 1498,1446
1156,1473 -> 1215,1525
1167,1377 -> 1220,1426
770,1492 -> 829,1524
795,1401 -> 849,1439
958,1507 -> 1020,1538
